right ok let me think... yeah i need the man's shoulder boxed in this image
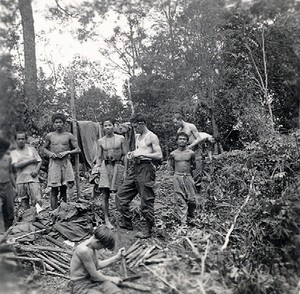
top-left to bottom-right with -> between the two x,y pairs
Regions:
115,134 -> 125,140
75,243 -> 91,256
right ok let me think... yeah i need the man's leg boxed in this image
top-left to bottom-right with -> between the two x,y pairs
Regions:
50,187 -> 59,209
101,188 -> 113,229
29,182 -> 42,207
136,164 -> 156,238
60,185 -> 67,203
2,182 -> 14,231
115,171 -> 138,230
173,176 -> 188,225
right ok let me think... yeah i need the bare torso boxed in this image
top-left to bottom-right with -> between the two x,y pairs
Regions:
170,149 -> 195,174
0,154 -> 11,183
98,134 -> 124,161
47,132 -> 73,154
70,240 -> 98,281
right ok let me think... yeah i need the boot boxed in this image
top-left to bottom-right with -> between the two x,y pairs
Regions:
187,201 -> 196,219
135,222 -> 152,239
119,217 -> 133,231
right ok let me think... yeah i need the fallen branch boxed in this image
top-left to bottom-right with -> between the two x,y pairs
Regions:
0,226 -> 13,244
201,240 -> 210,280
220,176 -> 254,251
184,237 -> 201,260
8,229 -> 46,243
143,264 -> 180,294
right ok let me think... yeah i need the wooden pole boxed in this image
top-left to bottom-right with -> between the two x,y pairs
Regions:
70,70 -> 81,199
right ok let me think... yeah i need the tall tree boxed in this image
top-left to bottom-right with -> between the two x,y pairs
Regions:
18,0 -> 37,112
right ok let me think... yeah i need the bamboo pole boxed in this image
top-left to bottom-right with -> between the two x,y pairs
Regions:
70,69 -> 81,199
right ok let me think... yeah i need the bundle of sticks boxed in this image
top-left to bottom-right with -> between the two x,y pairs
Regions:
11,244 -> 72,278
123,240 -> 167,268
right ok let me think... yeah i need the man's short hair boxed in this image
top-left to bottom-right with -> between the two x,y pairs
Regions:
15,131 -> 28,140
103,117 -> 116,125
94,226 -> 115,250
52,113 -> 66,124
0,136 -> 10,157
176,132 -> 189,141
130,113 -> 146,124
173,113 -> 183,120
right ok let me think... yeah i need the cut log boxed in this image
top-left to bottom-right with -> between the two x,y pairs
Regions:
45,235 -> 66,249
124,240 -> 141,257
16,245 -> 72,256
45,271 -> 70,279
125,243 -> 143,261
127,245 -> 147,266
134,245 -> 157,268
35,253 -> 67,274
39,252 -> 70,271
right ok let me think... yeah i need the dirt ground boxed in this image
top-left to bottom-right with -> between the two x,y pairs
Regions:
3,169 -> 204,294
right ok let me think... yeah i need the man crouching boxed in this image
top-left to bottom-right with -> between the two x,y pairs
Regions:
70,226 -> 124,294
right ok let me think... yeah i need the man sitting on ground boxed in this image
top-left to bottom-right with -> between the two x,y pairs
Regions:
70,225 -> 124,294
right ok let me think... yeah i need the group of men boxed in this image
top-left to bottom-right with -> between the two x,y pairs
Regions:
0,112 -> 214,234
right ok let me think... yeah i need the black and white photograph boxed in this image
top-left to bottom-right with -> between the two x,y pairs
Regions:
0,0 -> 300,293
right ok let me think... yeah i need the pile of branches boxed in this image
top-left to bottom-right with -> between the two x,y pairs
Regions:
196,133 -> 300,293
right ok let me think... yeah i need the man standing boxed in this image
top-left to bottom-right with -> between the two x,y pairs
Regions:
0,136 -> 16,232
43,113 -> 81,209
95,118 -> 127,229
172,113 -> 203,150
11,132 -> 43,210
116,113 -> 163,239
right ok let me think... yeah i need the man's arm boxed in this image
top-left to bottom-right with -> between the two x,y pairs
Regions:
57,133 -> 81,158
168,153 -> 175,174
31,148 -> 42,178
77,249 -> 122,284
42,134 -> 57,159
134,134 -> 163,160
188,125 -> 202,149
191,152 -> 196,171
97,248 -> 124,269
9,157 -> 16,189
121,137 -> 128,176
69,133 -> 81,154
13,158 -> 37,169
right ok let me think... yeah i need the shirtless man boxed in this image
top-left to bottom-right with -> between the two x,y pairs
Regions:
43,113 -> 80,209
173,113 -> 202,150
95,118 -> 127,229
169,132 -> 197,226
116,113 -> 163,239
0,136 -> 16,232
70,225 -> 124,294
11,132 -> 43,210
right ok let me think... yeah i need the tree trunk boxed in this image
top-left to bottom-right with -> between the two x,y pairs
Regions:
18,0 -> 37,112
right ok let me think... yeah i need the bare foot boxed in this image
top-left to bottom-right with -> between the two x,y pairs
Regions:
105,221 -> 114,230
